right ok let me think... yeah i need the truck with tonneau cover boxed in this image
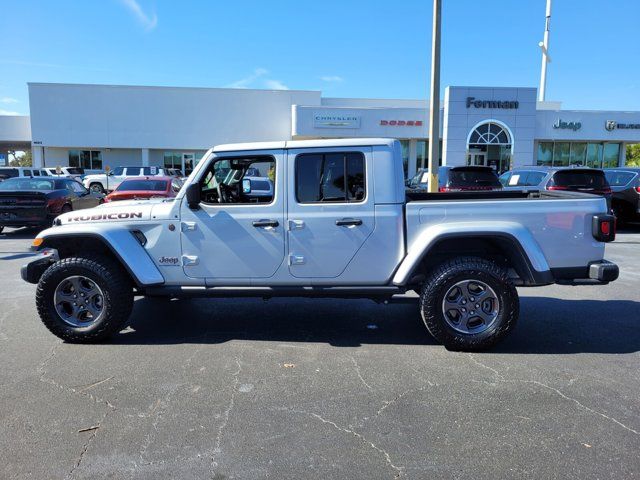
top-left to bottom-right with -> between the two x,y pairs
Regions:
22,139 -> 619,351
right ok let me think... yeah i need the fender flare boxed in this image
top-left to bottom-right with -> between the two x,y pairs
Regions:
392,221 -> 552,286
37,227 -> 165,287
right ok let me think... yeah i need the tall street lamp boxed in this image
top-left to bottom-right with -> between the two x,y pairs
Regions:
427,0 -> 442,192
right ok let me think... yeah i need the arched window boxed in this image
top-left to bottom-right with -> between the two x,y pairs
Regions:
468,122 -> 511,145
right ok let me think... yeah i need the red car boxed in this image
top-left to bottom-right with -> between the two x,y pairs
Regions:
104,176 -> 181,202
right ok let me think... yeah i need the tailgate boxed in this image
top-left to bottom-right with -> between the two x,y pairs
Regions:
0,192 -> 48,223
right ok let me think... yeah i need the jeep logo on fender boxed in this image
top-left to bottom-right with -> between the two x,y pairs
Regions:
68,212 -> 144,222
158,256 -> 180,266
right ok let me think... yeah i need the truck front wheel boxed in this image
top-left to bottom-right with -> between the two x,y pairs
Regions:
35,255 -> 133,343
420,256 -> 519,351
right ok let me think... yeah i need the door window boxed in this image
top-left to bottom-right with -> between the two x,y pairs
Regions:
111,167 -> 124,176
199,156 -> 276,205
295,152 -> 365,203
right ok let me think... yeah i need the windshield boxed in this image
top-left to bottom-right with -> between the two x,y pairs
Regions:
0,178 -> 55,190
116,179 -> 169,192
551,170 -> 608,189
448,168 -> 501,187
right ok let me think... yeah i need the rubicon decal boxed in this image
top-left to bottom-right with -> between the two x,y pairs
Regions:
158,256 -> 180,266
68,212 -> 144,222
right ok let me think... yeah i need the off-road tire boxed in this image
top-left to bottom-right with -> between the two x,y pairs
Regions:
420,256 -> 519,351
36,254 -> 133,342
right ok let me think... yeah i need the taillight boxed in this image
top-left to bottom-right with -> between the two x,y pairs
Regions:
592,214 -> 616,242
438,186 -> 448,192
635,186 -> 640,193
547,185 -> 568,191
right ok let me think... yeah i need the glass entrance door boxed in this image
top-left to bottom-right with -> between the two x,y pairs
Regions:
182,154 -> 195,176
469,151 -> 486,166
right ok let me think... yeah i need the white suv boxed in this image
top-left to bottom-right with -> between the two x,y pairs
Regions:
83,166 -> 166,193
0,167 -> 50,181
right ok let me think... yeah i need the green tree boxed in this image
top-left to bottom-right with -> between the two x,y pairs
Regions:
8,150 -> 32,167
626,144 -> 640,167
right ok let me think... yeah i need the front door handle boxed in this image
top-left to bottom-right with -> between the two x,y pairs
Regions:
335,218 -> 363,227
252,219 -> 279,228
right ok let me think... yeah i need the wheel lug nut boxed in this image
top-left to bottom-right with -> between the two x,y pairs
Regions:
470,310 -> 475,314
470,297 -> 475,301
475,304 -> 480,308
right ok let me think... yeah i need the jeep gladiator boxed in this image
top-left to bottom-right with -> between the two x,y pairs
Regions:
22,138 -> 619,350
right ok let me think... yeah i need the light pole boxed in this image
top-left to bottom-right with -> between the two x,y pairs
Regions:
538,0 -> 552,101
427,0 -> 442,192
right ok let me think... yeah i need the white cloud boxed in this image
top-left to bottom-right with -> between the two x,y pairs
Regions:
264,79 -> 289,90
0,109 -> 20,116
321,75 -> 344,83
225,69 -> 289,90
119,0 -> 158,31
226,68 -> 268,89
0,97 -> 18,104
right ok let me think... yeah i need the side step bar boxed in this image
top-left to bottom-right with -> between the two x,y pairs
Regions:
143,285 -> 410,301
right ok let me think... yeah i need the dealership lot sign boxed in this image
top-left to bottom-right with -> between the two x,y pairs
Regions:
466,97 -> 519,109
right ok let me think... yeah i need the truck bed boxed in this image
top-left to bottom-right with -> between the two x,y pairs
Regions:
404,189 -> 609,271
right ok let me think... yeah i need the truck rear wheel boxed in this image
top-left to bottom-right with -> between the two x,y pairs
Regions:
419,256 -> 519,351
35,255 -> 133,343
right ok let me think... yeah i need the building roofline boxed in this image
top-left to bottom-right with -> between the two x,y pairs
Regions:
27,82 -> 321,94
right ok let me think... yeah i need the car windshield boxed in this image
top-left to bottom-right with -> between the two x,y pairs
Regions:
604,170 -> 637,186
552,170 -> 608,188
116,179 -> 168,192
448,168 -> 501,187
0,178 -> 55,190
66,168 -> 84,175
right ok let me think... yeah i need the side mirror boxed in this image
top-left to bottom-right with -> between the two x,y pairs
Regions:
186,182 -> 200,209
242,178 -> 251,194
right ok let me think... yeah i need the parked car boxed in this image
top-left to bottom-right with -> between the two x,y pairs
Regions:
44,167 -> 85,179
0,167 -> 51,182
407,166 -> 502,192
104,176 -> 181,202
604,167 -> 640,224
83,166 -> 167,194
23,138 -> 617,351
0,177 -> 103,233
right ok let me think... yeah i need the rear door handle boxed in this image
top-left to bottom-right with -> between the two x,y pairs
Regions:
335,218 -> 363,227
252,219 -> 279,228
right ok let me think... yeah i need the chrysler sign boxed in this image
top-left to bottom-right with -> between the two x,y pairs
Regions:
314,113 -> 360,129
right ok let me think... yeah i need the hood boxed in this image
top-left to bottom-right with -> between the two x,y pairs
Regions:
106,190 -> 171,201
55,201 -> 153,225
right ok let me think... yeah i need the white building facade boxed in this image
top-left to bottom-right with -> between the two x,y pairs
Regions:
0,82 -> 638,176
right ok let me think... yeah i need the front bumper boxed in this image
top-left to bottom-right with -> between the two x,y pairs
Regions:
20,249 -> 59,284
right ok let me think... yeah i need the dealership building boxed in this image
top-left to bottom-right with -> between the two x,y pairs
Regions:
1,82 -> 639,177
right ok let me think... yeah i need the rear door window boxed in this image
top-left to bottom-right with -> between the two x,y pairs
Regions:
524,171 -> 546,186
604,170 -> 637,186
295,152 -> 365,203
0,168 -> 19,179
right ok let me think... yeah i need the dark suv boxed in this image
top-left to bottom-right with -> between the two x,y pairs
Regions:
407,166 -> 502,192
604,168 -> 640,224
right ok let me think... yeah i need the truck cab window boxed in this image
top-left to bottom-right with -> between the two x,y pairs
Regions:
199,156 -> 275,205
295,152 -> 365,203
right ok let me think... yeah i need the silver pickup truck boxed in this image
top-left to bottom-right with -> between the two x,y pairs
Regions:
22,138 -> 618,351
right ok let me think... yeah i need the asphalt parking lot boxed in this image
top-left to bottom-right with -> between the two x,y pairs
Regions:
0,226 -> 639,479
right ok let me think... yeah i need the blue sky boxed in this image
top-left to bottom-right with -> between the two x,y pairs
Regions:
0,0 -> 638,115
